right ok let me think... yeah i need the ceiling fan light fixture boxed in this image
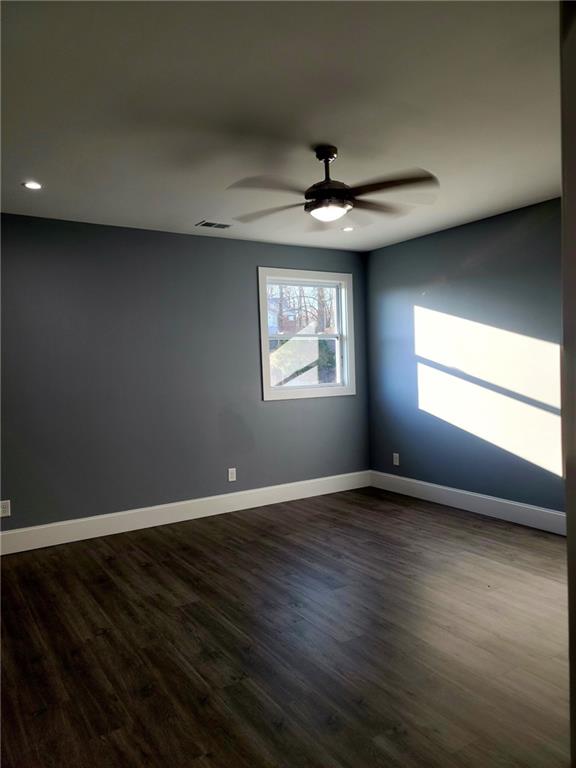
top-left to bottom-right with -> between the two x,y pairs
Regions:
306,198 -> 352,222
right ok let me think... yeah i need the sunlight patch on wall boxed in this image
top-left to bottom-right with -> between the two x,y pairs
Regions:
414,306 -> 562,476
414,306 -> 560,408
417,364 -> 562,476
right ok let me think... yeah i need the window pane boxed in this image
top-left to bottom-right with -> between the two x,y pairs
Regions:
269,338 -> 340,387
267,283 -> 339,335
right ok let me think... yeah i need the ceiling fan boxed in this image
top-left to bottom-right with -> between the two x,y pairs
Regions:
230,144 -> 438,224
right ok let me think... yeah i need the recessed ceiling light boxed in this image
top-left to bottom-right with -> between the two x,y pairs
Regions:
342,226 -> 354,232
22,180 -> 42,190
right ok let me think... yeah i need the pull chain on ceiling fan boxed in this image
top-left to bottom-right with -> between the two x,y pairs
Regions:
230,145 -> 439,225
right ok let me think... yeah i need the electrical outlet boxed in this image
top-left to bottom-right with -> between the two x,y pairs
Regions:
1,500 -> 11,518
228,467 -> 237,482
393,453 -> 400,467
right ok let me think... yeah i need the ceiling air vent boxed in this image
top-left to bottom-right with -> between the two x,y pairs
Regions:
195,219 -> 231,229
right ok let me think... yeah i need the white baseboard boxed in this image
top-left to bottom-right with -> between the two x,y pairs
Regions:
1,469 -> 564,555
0,471 -> 372,555
370,471 -> 566,536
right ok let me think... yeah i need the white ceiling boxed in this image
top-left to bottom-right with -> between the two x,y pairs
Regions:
1,1 -> 560,252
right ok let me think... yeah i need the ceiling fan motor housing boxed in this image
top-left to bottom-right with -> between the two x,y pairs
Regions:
304,179 -> 352,202
304,172 -> 354,220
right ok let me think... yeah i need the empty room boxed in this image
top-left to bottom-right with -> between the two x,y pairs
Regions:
2,2 -> 576,767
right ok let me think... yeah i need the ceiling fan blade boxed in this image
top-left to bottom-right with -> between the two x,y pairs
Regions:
228,176 -> 305,195
234,203 -> 304,223
353,200 -> 406,215
349,169 -> 438,198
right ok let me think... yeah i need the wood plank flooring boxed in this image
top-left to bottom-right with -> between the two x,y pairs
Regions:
1,488 -> 569,767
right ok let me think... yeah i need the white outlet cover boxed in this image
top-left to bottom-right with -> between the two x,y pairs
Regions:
228,468 -> 237,482
1,500 -> 11,518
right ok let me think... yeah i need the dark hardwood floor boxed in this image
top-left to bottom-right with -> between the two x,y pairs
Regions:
1,488 -> 569,767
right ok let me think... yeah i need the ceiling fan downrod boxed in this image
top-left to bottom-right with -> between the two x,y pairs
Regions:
314,144 -> 338,182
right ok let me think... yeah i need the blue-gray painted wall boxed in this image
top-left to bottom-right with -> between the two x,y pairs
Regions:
367,199 -> 563,511
1,215 -> 368,529
1,200 -> 564,530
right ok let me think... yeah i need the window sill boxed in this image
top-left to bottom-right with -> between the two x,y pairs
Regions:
263,384 -> 356,401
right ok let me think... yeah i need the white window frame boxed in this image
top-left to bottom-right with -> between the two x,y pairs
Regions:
258,266 -> 356,401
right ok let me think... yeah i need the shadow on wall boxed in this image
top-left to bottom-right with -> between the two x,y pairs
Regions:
414,306 -> 562,477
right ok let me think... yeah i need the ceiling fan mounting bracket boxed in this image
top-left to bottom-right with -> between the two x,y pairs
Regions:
314,144 -> 338,163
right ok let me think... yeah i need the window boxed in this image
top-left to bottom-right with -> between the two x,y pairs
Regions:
258,267 -> 356,400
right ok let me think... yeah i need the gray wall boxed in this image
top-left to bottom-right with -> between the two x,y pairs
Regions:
1,214 -> 368,529
561,3 -> 576,759
2,199 -> 564,530
368,199 -> 564,511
